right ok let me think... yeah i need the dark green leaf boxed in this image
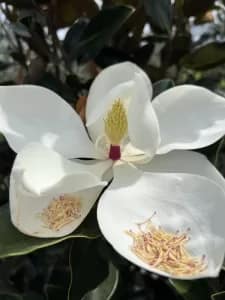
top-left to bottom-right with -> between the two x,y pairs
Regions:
142,0 -> 172,33
171,279 -> 212,300
9,22 -> 31,38
0,62 -> 11,71
23,292 -> 43,300
45,284 -> 67,300
211,291 -> 225,300
180,42 -> 225,70
53,0 -> 99,28
83,263 -> 119,300
37,72 -> 75,103
64,18 -> 89,54
0,0 -> 34,8
0,293 -> 22,300
64,5 -> 134,62
183,0 -> 215,17
153,78 -> 175,98
0,205 -> 99,258
67,239 -> 109,300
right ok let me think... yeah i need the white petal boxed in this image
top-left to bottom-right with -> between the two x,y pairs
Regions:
0,85 -> 98,158
127,73 -> 160,156
86,62 -> 152,124
140,150 -> 225,193
86,62 -> 154,143
153,85 -> 225,154
98,163 -> 225,279
10,143 -> 110,237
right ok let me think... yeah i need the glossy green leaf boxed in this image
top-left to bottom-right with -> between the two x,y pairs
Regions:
83,263 -> 119,300
67,239 -> 109,300
142,0 -> 172,33
64,5 -> 134,62
0,205 -> 99,258
180,42 -> 225,70
211,291 -> 225,300
152,78 -> 175,99
171,279 -> 211,300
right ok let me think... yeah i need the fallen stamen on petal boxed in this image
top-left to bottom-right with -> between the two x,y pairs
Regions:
41,195 -> 81,231
126,216 -> 207,276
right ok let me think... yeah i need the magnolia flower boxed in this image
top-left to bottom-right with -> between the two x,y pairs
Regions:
1,62 -> 225,279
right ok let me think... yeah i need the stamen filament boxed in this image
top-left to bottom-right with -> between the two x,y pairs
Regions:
126,217 -> 207,276
41,195 -> 81,231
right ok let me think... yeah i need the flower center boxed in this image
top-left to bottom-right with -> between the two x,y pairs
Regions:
104,99 -> 128,160
41,195 -> 81,231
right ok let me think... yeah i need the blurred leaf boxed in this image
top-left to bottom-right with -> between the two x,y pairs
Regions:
214,137 -> 225,168
211,291 -> 225,299
180,42 -> 225,70
45,284 -> 66,300
0,205 -> 99,258
95,47 -> 130,68
64,18 -> 89,54
194,10 -> 214,24
114,5 -> 146,51
23,292 -> 43,300
64,5 -> 134,62
53,0 -> 99,28
23,57 -> 47,84
133,44 -> 154,65
37,72 -> 75,103
170,34 -> 191,64
44,258 -> 71,300
153,78 -> 175,98
67,239 -> 109,300
83,263 -> 119,300
183,0 -> 215,17
0,293 -> 22,300
142,0 -> 172,33
0,62 -> 12,71
25,26 -> 50,60
0,0 -> 34,8
171,279 -> 211,300
9,22 -> 31,38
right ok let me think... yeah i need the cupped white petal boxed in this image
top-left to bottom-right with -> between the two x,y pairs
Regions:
127,73 -> 160,157
138,150 -> 225,192
97,163 -> 225,279
0,85 -> 98,158
153,85 -> 225,154
86,62 -> 154,144
86,62 -> 152,125
10,143 -> 110,237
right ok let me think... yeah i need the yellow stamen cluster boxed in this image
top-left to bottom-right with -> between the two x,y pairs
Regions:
41,195 -> 81,231
126,218 -> 207,276
104,99 -> 128,145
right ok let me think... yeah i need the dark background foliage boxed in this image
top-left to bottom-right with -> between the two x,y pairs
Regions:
1,0 -> 225,299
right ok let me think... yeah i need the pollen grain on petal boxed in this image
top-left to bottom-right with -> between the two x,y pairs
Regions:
104,99 -> 128,145
41,195 -> 81,231
126,216 -> 207,277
